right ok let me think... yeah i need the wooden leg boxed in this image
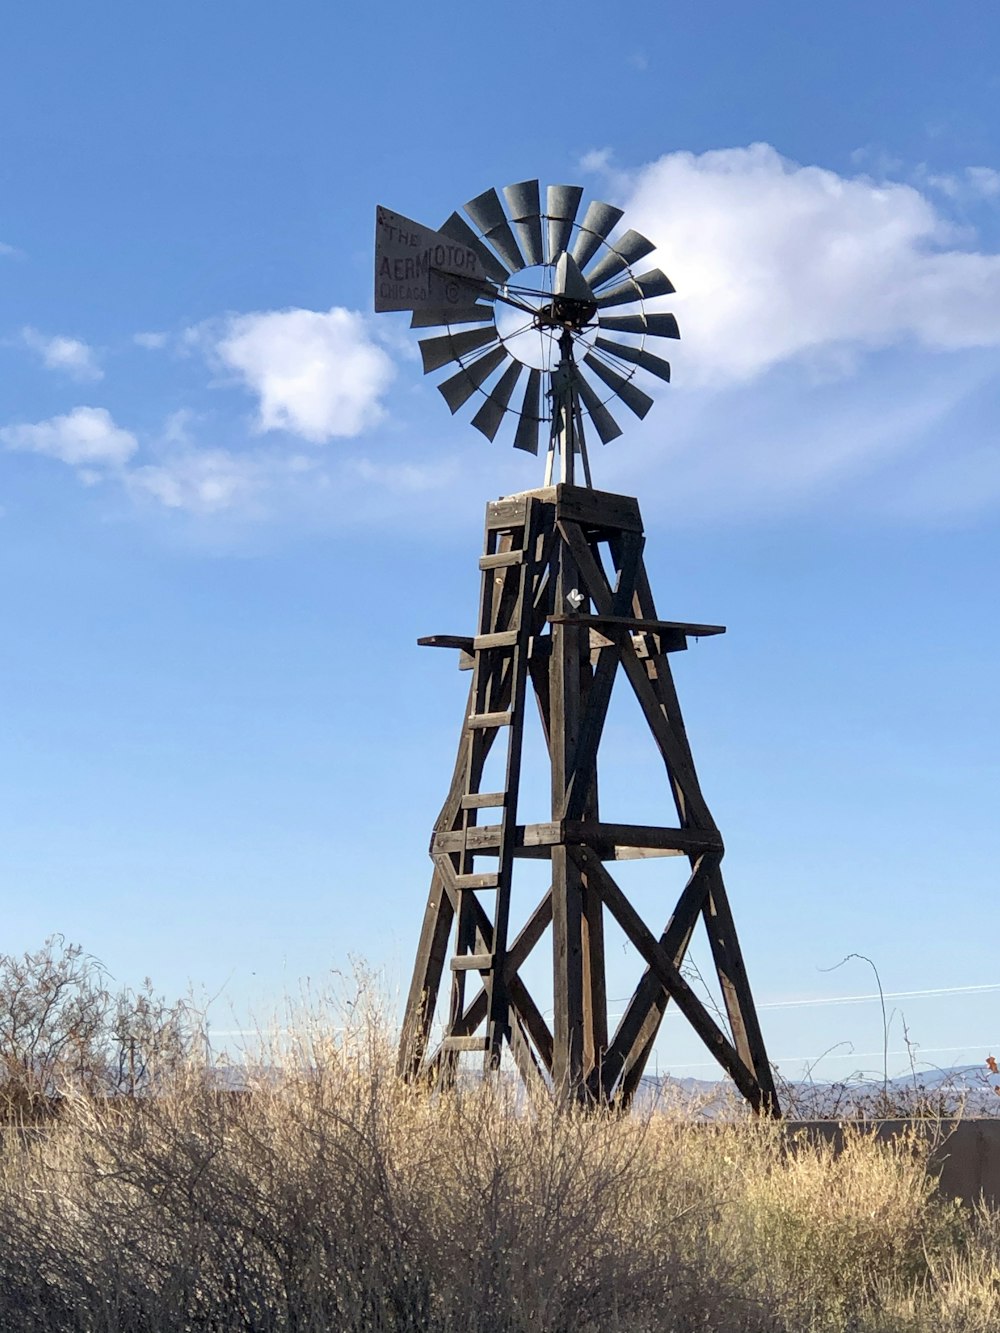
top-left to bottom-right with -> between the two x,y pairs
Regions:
397,868 -> 454,1078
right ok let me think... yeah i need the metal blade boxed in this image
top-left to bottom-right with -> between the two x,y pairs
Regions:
594,335 -> 671,382
571,200 -> 624,270
419,326 -> 498,375
471,359 -> 523,441
410,305 -> 494,329
503,180 -> 543,265
583,353 -> 655,419
438,345 -> 507,414
464,187 -> 508,234
483,222 -> 526,275
597,312 -> 680,339
570,367 -> 623,444
546,185 -> 583,261
553,251 -> 595,302
585,229 -> 657,289
464,187 -> 525,274
513,368 -> 542,454
595,268 -> 676,309
438,211 -> 510,283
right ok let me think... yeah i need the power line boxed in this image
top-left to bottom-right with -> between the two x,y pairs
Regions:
758,982 -> 1000,1012
610,981 -> 1000,1017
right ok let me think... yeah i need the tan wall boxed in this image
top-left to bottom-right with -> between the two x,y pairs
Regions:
787,1119 -> 1000,1207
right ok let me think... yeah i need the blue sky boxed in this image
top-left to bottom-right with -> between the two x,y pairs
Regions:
2,2 -> 1000,1084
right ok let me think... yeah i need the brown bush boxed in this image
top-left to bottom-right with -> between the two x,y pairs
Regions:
0,986 -> 996,1332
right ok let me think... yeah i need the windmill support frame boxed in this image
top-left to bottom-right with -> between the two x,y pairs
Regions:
400,483 -> 780,1114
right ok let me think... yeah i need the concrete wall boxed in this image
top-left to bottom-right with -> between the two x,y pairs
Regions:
787,1119 -> 1000,1208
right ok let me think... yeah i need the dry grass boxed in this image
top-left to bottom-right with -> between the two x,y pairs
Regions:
0,1000 -> 998,1332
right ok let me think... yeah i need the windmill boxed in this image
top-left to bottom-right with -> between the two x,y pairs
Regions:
375,181 -> 779,1112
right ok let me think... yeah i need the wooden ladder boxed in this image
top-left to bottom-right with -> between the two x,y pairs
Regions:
442,496 -> 541,1071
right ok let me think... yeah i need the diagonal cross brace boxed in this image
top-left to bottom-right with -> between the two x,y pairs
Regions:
569,845 -> 767,1111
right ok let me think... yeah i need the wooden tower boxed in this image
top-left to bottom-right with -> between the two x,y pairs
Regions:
399,482 -> 779,1113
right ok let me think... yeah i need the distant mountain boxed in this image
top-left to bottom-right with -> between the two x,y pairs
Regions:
634,1065 -> 999,1119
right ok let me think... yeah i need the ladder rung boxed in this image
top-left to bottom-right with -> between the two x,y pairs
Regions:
466,711 -> 512,729
474,631 -> 518,650
455,872 -> 499,890
461,791 -> 507,809
479,551 -> 524,569
442,1035 -> 491,1052
450,953 -> 494,971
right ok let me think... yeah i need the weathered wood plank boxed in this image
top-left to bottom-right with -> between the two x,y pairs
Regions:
487,496 -> 528,527
396,868 -> 455,1078
560,526 -> 644,822
701,866 -> 781,1115
450,953 -> 494,971
442,1035 -> 491,1052
460,791 -> 507,810
484,498 -> 540,1067
553,484 -> 643,533
417,634 -> 474,652
549,519 -> 587,1094
548,613 -> 725,639
433,820 -> 723,858
479,550 -> 524,569
467,710 -> 513,729
628,563 -> 715,829
474,631 -> 518,650
454,871 -> 499,890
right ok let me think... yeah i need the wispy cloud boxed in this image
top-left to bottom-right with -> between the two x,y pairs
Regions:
134,331 -> 169,350
201,306 -> 395,442
125,448 -> 291,515
21,327 -> 103,381
916,164 -> 1000,202
0,406 -> 136,471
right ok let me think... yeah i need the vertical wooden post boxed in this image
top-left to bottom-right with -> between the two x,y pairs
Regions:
550,535 -> 586,1095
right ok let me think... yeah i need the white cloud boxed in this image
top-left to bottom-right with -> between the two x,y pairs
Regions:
21,327 -> 103,381
611,143 -> 1000,386
0,407 -> 137,469
0,241 -> 20,258
134,331 -> 168,350
209,306 -> 395,442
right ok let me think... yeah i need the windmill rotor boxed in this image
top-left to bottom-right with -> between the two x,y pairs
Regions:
376,181 -> 679,483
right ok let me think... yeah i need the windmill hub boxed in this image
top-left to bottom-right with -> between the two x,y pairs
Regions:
532,292 -> 597,332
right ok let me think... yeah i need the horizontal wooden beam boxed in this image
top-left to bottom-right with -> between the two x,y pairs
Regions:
450,953 -> 493,972
479,550 -> 524,569
548,613 -> 725,639
417,635 -> 473,651
432,820 -> 723,860
554,484 -> 643,533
